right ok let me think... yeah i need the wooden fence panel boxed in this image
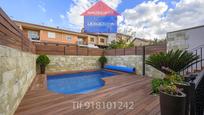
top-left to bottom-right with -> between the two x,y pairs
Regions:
104,49 -> 115,56
0,8 -> 35,52
89,48 -> 103,56
35,43 -> 65,55
136,46 -> 143,55
78,47 -> 88,55
65,46 -> 77,55
116,48 -> 125,55
145,44 -> 166,55
124,47 -> 136,55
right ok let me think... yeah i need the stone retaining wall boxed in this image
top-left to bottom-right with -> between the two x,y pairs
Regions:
106,56 -> 165,78
0,45 -> 36,115
46,55 -> 101,73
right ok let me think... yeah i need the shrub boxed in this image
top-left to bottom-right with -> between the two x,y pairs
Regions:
151,74 -> 184,94
36,55 -> 50,66
152,78 -> 163,94
160,85 -> 181,96
146,49 -> 199,75
108,39 -> 134,49
36,55 -> 50,74
98,56 -> 107,68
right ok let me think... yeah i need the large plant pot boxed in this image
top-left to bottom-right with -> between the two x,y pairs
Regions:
176,83 -> 191,115
101,63 -> 105,69
40,65 -> 46,74
160,91 -> 186,115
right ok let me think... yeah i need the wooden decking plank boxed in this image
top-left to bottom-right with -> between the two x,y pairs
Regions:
15,74 -> 160,115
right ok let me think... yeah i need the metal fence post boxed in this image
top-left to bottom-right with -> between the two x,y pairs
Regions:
64,46 -> 66,55
142,46 -> 146,76
77,46 -> 78,55
87,48 -> 89,56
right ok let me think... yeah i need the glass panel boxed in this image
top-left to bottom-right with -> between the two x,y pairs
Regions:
48,32 -> 55,38
67,36 -> 72,41
28,30 -> 39,40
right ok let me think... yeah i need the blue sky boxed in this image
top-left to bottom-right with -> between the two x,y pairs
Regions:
0,0 -> 173,28
0,0 -> 203,39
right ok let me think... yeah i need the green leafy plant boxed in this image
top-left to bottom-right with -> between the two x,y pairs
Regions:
146,49 -> 199,75
160,85 -> 181,96
151,74 -> 184,94
36,55 -> 50,74
152,78 -> 163,93
108,39 -> 134,49
98,56 -> 107,68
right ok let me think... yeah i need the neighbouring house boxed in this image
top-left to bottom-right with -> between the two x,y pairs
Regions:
86,33 -> 109,48
131,37 -> 151,46
14,20 -> 108,48
167,25 -> 204,51
106,33 -> 132,44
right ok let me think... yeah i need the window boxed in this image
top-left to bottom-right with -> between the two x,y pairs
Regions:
28,30 -> 39,40
66,36 -> 72,41
48,32 -> 55,38
90,37 -> 95,42
77,38 -> 84,45
100,38 -> 105,43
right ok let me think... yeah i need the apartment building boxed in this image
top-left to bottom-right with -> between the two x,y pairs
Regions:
14,21 -> 108,48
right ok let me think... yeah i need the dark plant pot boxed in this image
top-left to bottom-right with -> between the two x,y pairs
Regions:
101,63 -> 105,69
40,64 -> 46,74
176,83 -> 191,115
160,91 -> 186,115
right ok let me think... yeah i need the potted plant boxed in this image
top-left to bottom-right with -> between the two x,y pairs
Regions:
98,56 -> 107,69
160,84 -> 186,115
36,55 -> 50,74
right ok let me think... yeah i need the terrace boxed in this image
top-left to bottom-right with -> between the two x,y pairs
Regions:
15,73 -> 160,115
1,6 -> 204,115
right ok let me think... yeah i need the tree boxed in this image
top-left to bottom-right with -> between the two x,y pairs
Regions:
108,39 -> 134,49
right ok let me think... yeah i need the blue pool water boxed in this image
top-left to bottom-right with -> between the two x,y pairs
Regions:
47,70 -> 118,94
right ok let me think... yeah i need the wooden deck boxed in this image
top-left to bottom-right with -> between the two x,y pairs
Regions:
14,73 -> 160,115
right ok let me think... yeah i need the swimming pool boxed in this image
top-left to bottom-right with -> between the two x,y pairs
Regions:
47,70 -> 118,94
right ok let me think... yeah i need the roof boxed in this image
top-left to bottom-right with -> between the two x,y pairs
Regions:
14,20 -> 88,37
116,33 -> 131,38
81,1 -> 120,16
168,25 -> 204,34
84,33 -> 108,37
132,37 -> 151,42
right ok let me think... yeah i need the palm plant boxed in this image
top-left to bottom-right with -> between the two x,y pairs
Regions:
146,49 -> 199,75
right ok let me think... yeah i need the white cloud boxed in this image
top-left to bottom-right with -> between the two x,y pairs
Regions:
49,18 -> 53,23
60,14 -> 65,19
119,0 -> 204,39
66,0 -> 122,31
65,0 -> 204,39
38,4 -> 46,13
118,0 -> 168,39
166,0 -> 204,30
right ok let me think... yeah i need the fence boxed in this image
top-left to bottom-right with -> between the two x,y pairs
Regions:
34,42 -> 104,56
0,8 -> 35,53
104,44 -> 166,56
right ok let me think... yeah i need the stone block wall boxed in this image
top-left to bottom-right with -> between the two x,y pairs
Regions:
0,45 -> 36,115
46,55 -> 101,73
106,56 -> 165,78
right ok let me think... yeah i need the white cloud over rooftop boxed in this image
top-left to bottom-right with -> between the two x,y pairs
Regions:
66,0 -> 204,39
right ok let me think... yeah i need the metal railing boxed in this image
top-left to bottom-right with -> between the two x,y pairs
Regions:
181,45 -> 204,76
180,45 -> 204,115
